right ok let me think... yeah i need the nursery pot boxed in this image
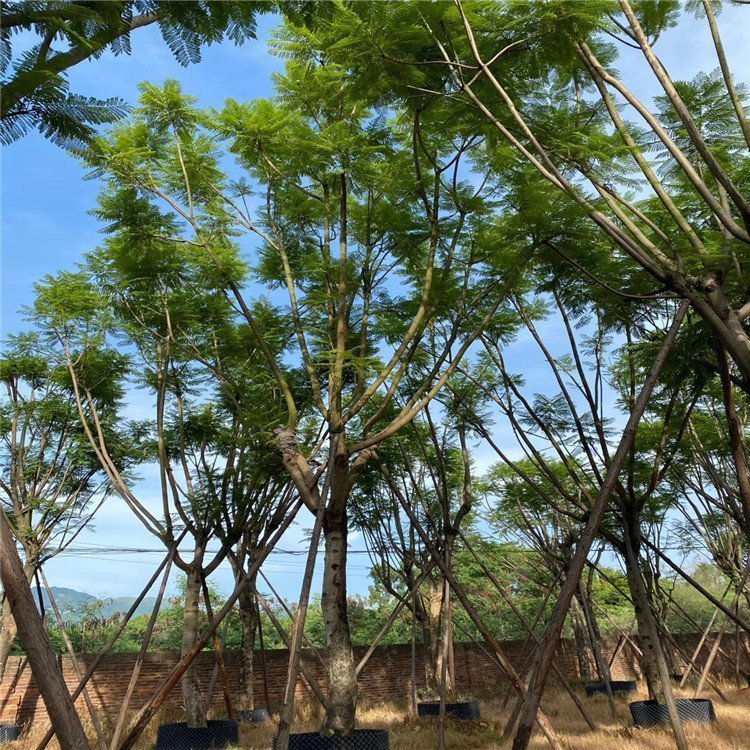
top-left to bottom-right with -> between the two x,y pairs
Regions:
287,729 -> 389,749
236,707 -> 273,723
585,680 -> 637,697
0,724 -> 21,744
417,699 -> 480,721
629,699 -> 716,728
156,720 -> 239,750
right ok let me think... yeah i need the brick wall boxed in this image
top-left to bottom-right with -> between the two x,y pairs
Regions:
0,633 -> 745,726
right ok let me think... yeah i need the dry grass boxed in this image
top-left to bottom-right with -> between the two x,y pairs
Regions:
7,682 -> 750,749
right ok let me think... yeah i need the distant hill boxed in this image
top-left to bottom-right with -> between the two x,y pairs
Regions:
34,586 -> 158,622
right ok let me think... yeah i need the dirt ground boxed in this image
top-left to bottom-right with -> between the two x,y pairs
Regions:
8,682 -> 750,749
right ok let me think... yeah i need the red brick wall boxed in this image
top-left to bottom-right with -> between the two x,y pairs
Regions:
0,634 -> 744,726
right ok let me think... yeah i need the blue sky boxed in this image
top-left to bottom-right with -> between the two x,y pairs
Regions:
2,6 -> 749,603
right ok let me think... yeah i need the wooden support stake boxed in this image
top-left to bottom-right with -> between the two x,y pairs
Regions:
273,499 -> 326,750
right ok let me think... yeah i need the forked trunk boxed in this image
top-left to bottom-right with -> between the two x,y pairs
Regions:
321,513 -> 357,736
182,562 -> 206,727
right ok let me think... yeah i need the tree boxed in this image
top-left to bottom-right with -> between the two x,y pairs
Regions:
83,54 -> 512,733
354,408 -> 476,700
31,253 -> 291,728
459,284 -> 700,745
0,331 -> 137,680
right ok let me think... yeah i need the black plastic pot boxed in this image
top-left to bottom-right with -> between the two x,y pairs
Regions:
156,720 -> 239,750
0,724 -> 21,744
585,680 -> 637,697
629,699 -> 716,728
235,708 -> 273,723
417,699 -> 480,721
287,730 -> 389,749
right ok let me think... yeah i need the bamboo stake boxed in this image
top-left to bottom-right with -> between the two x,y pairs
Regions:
645,540 -> 750,633
384,465 -> 564,750
259,568 -> 326,668
256,593 -> 271,710
458,532 -> 597,731
578,582 -> 617,719
254,589 -> 328,706
356,561 -> 437,676
695,615 -> 729,696
273,499 -> 326,750
680,609 -> 720,688
200,577 -> 235,721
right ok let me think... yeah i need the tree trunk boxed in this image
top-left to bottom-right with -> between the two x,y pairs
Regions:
0,510 -> 89,750
237,579 -> 258,710
624,543 -> 664,699
570,597 -> 593,681
0,596 -> 17,682
321,511 -> 357,736
0,559 -> 34,681
624,528 -> 688,750
425,580 -> 443,693
182,562 -> 206,728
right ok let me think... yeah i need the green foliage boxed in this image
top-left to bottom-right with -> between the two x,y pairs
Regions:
0,1 -> 314,145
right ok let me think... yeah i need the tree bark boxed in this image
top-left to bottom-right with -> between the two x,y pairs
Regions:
424,580 -> 442,693
237,581 -> 258,710
0,595 -> 17,682
716,337 -> 750,538
570,598 -> 593,681
623,538 -> 664,700
182,562 -> 206,727
321,511 -> 357,736
0,509 -> 89,750
0,560 -> 33,681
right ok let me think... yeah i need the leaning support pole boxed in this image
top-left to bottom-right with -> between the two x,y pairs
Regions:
0,509 -> 89,750
355,562 -> 437,676
200,577 -> 235,721
644,539 -> 750,633
680,608 -> 720,688
273,498 -> 326,750
118,501 -> 304,750
716,337 -> 750,537
255,589 -> 328,706
511,299 -> 689,750
259,569 -> 327,669
255,593 -> 272,710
